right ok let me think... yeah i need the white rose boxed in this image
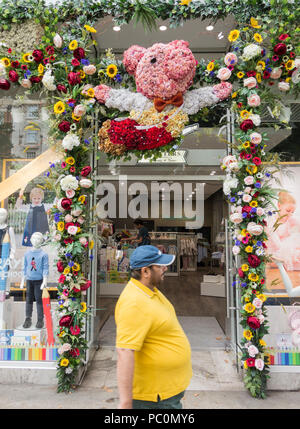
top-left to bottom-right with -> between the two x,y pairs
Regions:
21,79 -> 32,89
247,222 -> 264,236
243,77 -> 257,89
42,70 -> 56,91
62,133 -> 80,151
253,298 -> 263,309
243,194 -> 252,203
53,33 -> 63,48
230,212 -> 243,224
291,69 -> 300,84
249,114 -> 261,126
0,63 -> 6,78
79,178 -> 93,189
248,345 -> 259,357
217,67 -> 232,81
256,207 -> 265,216
223,176 -> 238,195
278,81 -> 290,91
232,245 -> 240,256
60,175 -> 79,191
244,176 -> 255,186
71,209 -> 83,217
242,44 -> 261,61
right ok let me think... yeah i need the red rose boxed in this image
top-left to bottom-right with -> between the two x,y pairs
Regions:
247,316 -> 261,330
61,198 -> 72,210
70,325 -> 81,335
65,222 -> 74,230
81,166 -> 92,177
30,76 -> 41,84
73,47 -> 85,60
59,315 -> 72,327
64,238 -> 74,244
68,71 -> 81,86
240,119 -> 254,132
57,84 -> 67,93
58,274 -> 66,284
274,43 -> 287,56
8,70 -> 19,82
11,60 -> 20,68
81,280 -> 92,291
242,206 -> 252,214
253,191 -> 260,198
0,79 -> 10,90
279,34 -> 290,41
253,157 -> 262,166
246,71 -> 256,77
32,49 -> 44,63
57,261 -> 64,273
70,348 -> 80,357
58,121 -> 71,133
238,268 -> 245,278
71,58 -> 80,67
246,358 -> 256,368
248,254 -> 261,268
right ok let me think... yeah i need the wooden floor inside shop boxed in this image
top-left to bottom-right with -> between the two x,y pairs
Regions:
97,267 -> 227,334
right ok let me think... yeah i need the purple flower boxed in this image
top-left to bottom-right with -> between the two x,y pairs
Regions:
81,59 -> 90,65
255,183 -> 261,188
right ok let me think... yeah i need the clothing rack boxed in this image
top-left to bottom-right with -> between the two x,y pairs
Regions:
179,233 -> 197,272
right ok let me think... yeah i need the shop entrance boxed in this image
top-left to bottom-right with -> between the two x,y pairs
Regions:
87,168 -> 238,356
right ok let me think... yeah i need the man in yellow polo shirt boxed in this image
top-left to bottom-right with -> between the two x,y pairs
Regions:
115,245 -> 192,409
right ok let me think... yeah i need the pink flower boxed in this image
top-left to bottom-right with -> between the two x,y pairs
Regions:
77,216 -> 85,224
247,93 -> 261,107
67,225 -> 78,235
256,207 -> 265,216
243,77 -> 257,89
278,81 -> 290,91
250,132 -> 262,145
244,176 -> 255,186
79,237 -> 88,246
255,358 -> 265,371
61,162 -> 67,169
217,67 -> 232,81
94,84 -> 111,103
248,345 -> 259,357
64,214 -> 73,223
244,187 -> 252,194
53,33 -> 63,48
83,64 -> 97,75
224,52 -> 238,67
73,104 -> 86,117
65,189 -> 75,198
21,79 -> 32,89
230,212 -> 243,224
270,67 -> 282,79
253,297 -> 263,309
243,194 -> 252,203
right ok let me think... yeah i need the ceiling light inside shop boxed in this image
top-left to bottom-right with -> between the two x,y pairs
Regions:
206,25 -> 214,31
159,25 -> 167,31
218,32 -> 224,39
113,26 -> 121,32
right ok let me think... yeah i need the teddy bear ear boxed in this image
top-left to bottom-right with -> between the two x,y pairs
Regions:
123,45 -> 147,75
168,40 -> 190,49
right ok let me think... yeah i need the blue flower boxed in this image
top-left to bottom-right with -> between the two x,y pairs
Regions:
251,207 -> 257,213
242,212 -> 248,218
235,240 -> 241,246
68,261 -> 74,267
84,139 -> 90,145
65,253 -> 72,258
81,59 -> 90,65
256,241 -> 262,247
114,74 -> 122,83
232,281 -> 236,287
241,282 -> 247,288
63,47 -> 68,55
255,183 -> 261,188
230,197 -> 236,203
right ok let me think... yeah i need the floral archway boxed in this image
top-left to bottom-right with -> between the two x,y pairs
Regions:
0,0 -> 299,397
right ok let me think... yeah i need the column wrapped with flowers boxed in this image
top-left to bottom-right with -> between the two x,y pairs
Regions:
220,17 -> 299,398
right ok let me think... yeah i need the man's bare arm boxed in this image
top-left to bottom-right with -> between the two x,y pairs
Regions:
116,348 -> 135,409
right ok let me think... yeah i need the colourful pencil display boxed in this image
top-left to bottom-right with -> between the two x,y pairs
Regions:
0,346 -> 59,361
265,348 -> 300,365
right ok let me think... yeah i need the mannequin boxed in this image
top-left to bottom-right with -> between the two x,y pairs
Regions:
20,232 -> 49,329
16,187 -> 49,247
0,208 -> 16,328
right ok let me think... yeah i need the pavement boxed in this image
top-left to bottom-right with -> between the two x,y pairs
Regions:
1,346 -> 300,410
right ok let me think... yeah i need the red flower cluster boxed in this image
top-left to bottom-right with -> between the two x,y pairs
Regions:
108,118 -> 174,151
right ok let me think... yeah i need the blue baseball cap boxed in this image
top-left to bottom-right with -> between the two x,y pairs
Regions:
129,245 -> 175,270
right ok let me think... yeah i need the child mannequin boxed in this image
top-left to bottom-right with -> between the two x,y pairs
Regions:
20,232 -> 49,329
16,187 -> 49,247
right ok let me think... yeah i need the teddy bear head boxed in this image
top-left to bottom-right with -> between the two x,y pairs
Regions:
123,40 -> 197,101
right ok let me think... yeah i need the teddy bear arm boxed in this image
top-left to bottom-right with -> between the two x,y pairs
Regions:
183,87 -> 220,115
105,88 -> 152,113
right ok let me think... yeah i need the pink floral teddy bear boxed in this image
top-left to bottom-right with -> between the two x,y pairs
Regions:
96,40 -> 232,155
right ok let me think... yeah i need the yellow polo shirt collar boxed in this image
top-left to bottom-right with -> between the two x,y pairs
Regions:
130,277 -> 157,298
